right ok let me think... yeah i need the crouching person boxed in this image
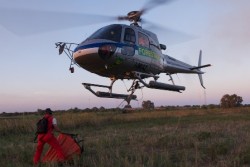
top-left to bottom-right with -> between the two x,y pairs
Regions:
33,108 -> 66,166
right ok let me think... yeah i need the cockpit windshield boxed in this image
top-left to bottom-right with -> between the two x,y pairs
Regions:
87,24 -> 122,42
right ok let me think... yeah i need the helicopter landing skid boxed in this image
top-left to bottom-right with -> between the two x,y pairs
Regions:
82,83 -> 137,105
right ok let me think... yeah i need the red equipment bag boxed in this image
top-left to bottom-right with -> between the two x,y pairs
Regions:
42,133 -> 83,162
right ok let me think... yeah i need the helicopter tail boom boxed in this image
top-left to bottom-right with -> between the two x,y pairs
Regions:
163,50 -> 211,89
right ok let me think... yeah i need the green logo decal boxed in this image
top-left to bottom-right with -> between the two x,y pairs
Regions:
114,57 -> 123,65
138,47 -> 160,60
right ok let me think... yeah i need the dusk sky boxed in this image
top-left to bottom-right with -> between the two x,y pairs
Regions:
0,0 -> 249,112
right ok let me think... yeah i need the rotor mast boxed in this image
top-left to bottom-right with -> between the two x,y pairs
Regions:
118,11 -> 143,26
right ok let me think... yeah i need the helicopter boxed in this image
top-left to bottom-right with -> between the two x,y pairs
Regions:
55,0 -> 211,106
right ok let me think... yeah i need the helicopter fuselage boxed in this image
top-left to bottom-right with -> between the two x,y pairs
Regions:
73,24 -> 203,80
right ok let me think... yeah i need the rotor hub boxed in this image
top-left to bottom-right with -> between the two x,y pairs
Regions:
127,11 -> 142,24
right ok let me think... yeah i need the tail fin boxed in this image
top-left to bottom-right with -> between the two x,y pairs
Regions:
198,50 -> 202,67
190,50 -> 211,70
198,50 -> 205,89
189,50 -> 210,88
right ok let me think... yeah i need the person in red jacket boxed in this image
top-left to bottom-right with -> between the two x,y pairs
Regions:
33,108 -> 66,166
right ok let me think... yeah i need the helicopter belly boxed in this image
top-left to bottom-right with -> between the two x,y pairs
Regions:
74,47 -> 98,60
74,48 -> 100,68
73,47 -> 126,78
74,48 -> 108,75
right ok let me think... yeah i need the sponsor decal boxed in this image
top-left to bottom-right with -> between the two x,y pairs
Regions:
106,57 -> 124,70
138,47 -> 160,60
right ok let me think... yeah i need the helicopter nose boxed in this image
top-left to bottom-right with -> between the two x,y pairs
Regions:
98,44 -> 117,60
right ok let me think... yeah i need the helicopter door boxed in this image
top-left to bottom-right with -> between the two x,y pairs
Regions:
121,28 -> 136,57
149,43 -> 163,71
124,28 -> 136,44
138,32 -> 149,48
137,32 -> 152,71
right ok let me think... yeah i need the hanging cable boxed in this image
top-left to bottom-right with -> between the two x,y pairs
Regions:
137,87 -> 144,101
137,88 -> 144,108
176,74 -> 180,83
122,80 -> 129,91
203,88 -> 207,106
117,99 -> 126,108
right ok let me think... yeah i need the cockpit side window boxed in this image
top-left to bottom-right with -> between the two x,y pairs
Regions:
124,28 -> 136,44
138,32 -> 149,48
87,25 -> 122,42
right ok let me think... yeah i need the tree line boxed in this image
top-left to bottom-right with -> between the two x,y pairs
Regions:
0,94 -> 247,116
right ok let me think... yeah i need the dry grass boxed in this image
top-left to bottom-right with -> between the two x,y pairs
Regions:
1,107 -> 250,166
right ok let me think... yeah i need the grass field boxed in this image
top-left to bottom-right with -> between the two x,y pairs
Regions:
1,107 -> 250,167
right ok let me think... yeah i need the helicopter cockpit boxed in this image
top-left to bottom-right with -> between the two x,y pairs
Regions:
83,24 -> 164,51
87,24 -> 122,43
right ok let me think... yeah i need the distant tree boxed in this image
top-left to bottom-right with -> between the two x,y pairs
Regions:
92,107 -> 98,112
99,106 -> 105,111
220,94 -> 243,108
142,100 -> 154,109
207,104 -> 219,109
1,112 -> 6,116
184,105 -> 191,108
37,109 -> 44,115
71,107 -> 81,113
124,105 -> 132,109
84,108 -> 90,112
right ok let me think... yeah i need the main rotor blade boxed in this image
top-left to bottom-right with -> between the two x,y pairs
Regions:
141,0 -> 174,14
117,0 -> 174,22
0,8 -> 115,36
143,20 -> 196,45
